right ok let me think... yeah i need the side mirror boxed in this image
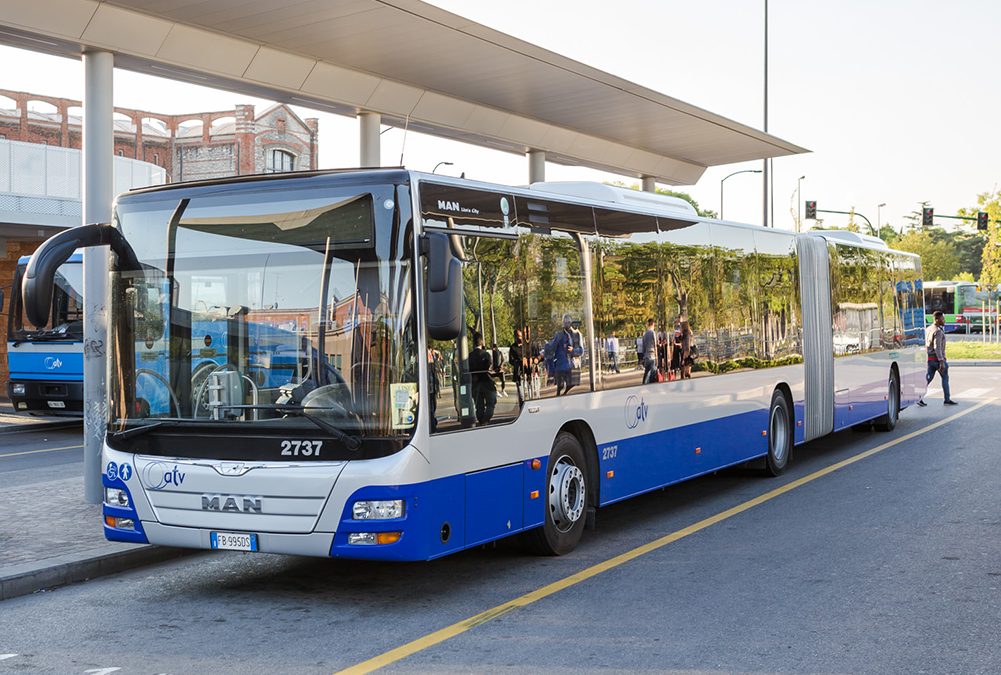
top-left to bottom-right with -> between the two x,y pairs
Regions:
23,223 -> 141,328
422,231 -> 462,340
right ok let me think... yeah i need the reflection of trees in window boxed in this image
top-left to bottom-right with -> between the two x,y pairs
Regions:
831,244 -> 884,356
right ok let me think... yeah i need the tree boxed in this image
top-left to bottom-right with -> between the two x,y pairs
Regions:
958,189 -> 1001,285
892,229 -> 960,280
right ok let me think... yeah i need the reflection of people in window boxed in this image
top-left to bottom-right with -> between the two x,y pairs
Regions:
469,333 -> 496,425
551,314 -> 582,396
681,321 -> 694,380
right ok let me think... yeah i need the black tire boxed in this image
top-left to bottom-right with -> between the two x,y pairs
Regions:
873,370 -> 900,432
526,432 -> 589,555
764,390 -> 792,476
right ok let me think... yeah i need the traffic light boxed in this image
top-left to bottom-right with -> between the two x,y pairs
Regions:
977,211 -> 989,231
805,200 -> 817,219
922,207 -> 934,226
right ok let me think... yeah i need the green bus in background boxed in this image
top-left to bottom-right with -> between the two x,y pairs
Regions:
923,280 -> 996,333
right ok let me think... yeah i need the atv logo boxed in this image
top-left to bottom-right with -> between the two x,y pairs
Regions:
43,357 -> 63,370
624,396 -> 648,429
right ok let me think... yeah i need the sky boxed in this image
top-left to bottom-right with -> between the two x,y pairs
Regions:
1,0 -> 998,232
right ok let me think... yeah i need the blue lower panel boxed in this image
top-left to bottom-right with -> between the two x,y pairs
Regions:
465,464 -> 523,546
330,457 -> 548,561
102,471 -> 149,544
599,409 -> 769,506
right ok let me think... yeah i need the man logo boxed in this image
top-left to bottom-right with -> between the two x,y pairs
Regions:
624,395 -> 648,429
201,494 -> 263,513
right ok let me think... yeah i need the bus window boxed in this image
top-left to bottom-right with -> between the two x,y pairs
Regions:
752,229 -> 802,364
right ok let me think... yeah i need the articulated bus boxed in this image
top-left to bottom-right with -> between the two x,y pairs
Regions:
7,253 -> 84,414
922,280 -> 995,333
21,169 -> 926,560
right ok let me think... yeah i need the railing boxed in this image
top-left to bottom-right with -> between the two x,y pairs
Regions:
0,139 -> 166,222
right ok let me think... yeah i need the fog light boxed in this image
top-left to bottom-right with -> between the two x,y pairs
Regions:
348,532 -> 377,545
352,499 -> 405,520
347,532 -> 401,545
104,515 -> 135,530
105,488 -> 129,508
12,383 -> 26,396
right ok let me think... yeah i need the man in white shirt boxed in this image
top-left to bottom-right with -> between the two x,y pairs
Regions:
605,333 -> 620,373
917,310 -> 956,406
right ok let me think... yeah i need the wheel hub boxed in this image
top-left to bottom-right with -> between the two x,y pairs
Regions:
549,457 -> 585,533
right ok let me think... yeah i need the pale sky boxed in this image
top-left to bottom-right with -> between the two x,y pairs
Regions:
1,0 -> 998,231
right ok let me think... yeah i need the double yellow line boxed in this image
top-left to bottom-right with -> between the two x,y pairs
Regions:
339,398 -> 995,674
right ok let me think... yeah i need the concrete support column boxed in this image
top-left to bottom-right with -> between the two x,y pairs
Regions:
641,176 -> 656,193
528,150 -> 545,184
359,112 -> 381,167
82,50 -> 114,504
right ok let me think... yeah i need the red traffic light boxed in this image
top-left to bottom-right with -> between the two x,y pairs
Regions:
922,207 -> 934,226
805,201 -> 817,219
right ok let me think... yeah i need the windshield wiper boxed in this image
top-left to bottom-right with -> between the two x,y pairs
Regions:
109,420 -> 184,441
215,404 -> 362,452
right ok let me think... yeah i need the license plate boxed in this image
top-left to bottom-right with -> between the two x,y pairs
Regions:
47,400 -> 66,409
210,531 -> 258,551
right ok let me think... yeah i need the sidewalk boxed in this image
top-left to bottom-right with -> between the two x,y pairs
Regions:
0,405 -> 81,434
0,475 -> 188,601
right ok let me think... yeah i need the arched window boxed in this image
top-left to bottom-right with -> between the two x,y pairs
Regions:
267,149 -> 295,173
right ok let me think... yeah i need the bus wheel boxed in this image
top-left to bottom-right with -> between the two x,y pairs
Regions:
765,390 -> 792,476
874,370 -> 900,432
527,432 -> 589,556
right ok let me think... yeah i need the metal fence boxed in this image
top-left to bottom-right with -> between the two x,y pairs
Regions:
0,139 -> 166,217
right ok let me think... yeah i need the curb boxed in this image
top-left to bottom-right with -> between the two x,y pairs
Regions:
0,545 -> 191,602
949,360 -> 1001,367
0,418 -> 82,435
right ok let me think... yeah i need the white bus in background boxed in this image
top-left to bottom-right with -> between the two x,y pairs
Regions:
21,169 -> 926,560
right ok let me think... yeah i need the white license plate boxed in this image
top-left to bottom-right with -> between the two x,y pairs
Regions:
47,400 -> 66,409
210,531 -> 258,551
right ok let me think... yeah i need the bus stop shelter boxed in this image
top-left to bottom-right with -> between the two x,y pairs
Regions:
0,0 -> 807,502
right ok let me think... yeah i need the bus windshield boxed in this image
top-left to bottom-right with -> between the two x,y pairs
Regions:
9,259 -> 84,341
108,181 -> 417,448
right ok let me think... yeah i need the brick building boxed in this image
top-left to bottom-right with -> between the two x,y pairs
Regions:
0,88 -> 319,181
0,89 -> 320,397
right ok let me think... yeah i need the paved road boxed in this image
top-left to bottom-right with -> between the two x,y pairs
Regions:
0,426 -> 82,487
1,376 -> 1000,673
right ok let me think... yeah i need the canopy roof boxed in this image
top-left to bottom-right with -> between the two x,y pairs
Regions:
0,0 -> 807,184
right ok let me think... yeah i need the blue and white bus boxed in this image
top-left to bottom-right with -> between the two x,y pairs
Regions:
7,253 -> 85,414
21,169 -> 926,559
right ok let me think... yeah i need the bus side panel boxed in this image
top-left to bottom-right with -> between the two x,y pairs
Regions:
465,463 -> 524,547
599,408 -> 768,506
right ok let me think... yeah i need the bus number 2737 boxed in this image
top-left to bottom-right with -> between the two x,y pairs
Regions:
280,440 -> 323,457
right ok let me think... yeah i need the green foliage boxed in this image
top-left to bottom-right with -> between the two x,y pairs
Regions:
958,189 -> 1001,287
892,229 -> 960,280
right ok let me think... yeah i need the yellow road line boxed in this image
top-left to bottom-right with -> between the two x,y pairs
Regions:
0,444 -> 83,459
338,398 -> 996,674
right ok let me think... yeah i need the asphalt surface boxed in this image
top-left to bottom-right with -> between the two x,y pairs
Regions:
1,374 -> 1000,674
0,426 -> 83,487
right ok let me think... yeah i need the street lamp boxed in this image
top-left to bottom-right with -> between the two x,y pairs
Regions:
877,202 -> 886,234
796,175 -> 806,232
432,161 -> 453,173
720,169 -> 763,220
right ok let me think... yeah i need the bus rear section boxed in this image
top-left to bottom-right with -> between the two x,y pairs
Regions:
6,254 -> 84,414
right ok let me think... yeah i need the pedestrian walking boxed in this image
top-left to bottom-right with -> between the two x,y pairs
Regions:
469,333 -> 497,424
917,310 -> 957,406
605,333 -> 620,373
642,318 -> 658,384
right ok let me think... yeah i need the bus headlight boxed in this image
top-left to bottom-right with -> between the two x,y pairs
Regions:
11,383 -> 26,396
352,499 -> 405,520
105,488 -> 130,508
104,515 -> 135,530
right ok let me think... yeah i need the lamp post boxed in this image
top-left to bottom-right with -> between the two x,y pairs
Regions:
432,161 -> 453,173
720,169 -> 763,220
796,175 -> 805,232
877,202 -> 886,235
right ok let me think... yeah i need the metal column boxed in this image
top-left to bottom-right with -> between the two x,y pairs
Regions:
528,150 -> 545,184
82,50 -> 114,504
359,112 -> 381,167
641,176 -> 656,193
